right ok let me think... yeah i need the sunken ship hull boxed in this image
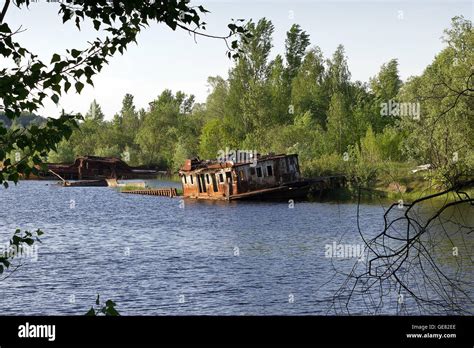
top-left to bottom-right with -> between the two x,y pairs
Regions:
39,156 -> 159,180
178,153 -> 346,201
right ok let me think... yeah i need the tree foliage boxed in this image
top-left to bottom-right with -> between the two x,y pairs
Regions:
0,0 -> 248,186
35,16 -> 472,192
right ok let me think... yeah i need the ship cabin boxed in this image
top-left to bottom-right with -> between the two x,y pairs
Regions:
179,153 -> 301,200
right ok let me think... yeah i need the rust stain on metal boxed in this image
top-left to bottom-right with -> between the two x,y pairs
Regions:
178,153 -> 343,201
41,156 -> 159,180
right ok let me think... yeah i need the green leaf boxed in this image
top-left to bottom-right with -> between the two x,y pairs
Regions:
75,81 -> 84,94
51,94 -> 60,104
51,53 -> 61,64
105,306 -> 120,316
51,84 -> 62,94
24,238 -> 34,246
12,235 -> 21,245
0,23 -> 10,34
85,308 -> 96,316
71,49 -> 81,58
105,300 -> 116,307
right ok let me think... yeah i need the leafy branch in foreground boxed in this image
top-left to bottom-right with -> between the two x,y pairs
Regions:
0,0 -> 249,187
0,229 -> 43,279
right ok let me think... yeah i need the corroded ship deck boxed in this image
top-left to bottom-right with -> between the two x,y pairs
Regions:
39,156 -> 160,180
178,153 -> 346,201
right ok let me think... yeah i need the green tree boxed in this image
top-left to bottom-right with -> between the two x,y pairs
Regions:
205,76 -> 229,122
370,59 -> 402,102
0,0 -> 247,186
136,90 -> 194,167
399,16 -> 473,184
370,59 -> 403,132
47,139 -> 76,163
377,126 -> 404,162
105,94 -> 142,163
349,125 -> 381,186
326,44 -> 351,95
284,24 -> 311,83
268,55 -> 290,124
225,18 -> 275,143
290,47 -> 328,126
327,91 -> 351,154
85,99 -> 105,122
199,118 -> 226,159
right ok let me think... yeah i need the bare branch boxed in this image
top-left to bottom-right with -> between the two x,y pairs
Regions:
0,0 -> 10,24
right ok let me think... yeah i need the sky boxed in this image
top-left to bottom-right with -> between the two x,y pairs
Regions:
4,0 -> 474,119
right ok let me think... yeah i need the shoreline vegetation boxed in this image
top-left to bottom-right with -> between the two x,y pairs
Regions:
2,17 -> 472,203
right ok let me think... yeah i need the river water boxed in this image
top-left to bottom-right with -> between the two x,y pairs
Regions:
0,180 -> 472,315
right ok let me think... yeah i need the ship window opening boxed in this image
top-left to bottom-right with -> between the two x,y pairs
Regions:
211,174 -> 218,192
206,174 -> 210,184
256,167 -> 262,178
219,173 -> 224,183
267,165 -> 273,176
198,175 -> 203,193
239,170 -> 246,181
250,167 -> 256,175
200,174 -> 207,192
190,175 -> 193,184
183,175 -> 187,184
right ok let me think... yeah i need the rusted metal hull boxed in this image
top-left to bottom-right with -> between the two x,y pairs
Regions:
179,153 -> 346,201
228,184 -> 310,201
179,154 -> 302,200
183,177 -> 347,201
40,156 -> 160,180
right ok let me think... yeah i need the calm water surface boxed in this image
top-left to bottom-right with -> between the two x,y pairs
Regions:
0,180 -> 471,315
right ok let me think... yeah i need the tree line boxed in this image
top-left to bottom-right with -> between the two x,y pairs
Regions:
45,16 -> 473,190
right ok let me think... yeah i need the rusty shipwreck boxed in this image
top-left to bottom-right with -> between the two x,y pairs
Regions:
41,156 -> 160,181
178,153 -> 346,201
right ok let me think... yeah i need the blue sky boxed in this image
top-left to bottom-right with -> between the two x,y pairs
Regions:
5,0 -> 473,119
